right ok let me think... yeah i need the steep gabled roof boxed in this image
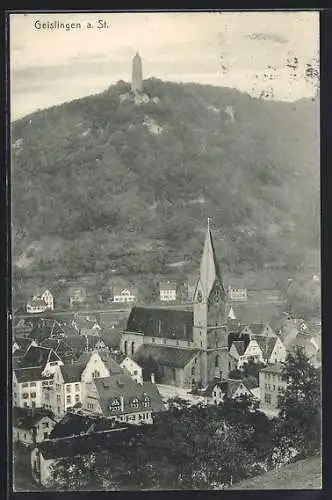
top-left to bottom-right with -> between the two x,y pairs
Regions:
100,328 -> 122,349
94,375 -> 165,417
230,340 -> 246,357
248,323 -> 265,335
251,336 -> 278,360
60,363 -> 86,383
134,344 -> 199,369
20,345 -> 60,369
126,307 -> 193,341
14,367 -> 52,383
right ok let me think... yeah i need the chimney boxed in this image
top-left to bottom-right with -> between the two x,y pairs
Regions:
151,373 -> 155,384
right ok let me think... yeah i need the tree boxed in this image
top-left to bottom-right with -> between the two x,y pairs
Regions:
274,347 -> 321,458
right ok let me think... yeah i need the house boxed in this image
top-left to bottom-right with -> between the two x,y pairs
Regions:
121,224 -> 229,388
31,425 -> 131,487
71,314 -> 101,335
194,378 -> 253,406
259,363 -> 287,415
227,278 -> 248,301
13,346 -> 64,409
229,339 -> 264,370
113,287 -> 137,304
240,323 -> 276,338
159,280 -> 177,302
68,285 -> 87,307
27,289 -> 54,313
251,335 -> 286,365
83,373 -> 165,425
13,407 -> 57,445
49,351 -> 123,418
13,367 -> 54,409
287,333 -> 321,368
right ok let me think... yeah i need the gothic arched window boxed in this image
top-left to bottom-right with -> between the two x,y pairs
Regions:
131,341 -> 135,356
124,340 -> 128,355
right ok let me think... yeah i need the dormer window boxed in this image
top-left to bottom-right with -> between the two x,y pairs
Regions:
143,396 -> 151,408
109,399 -> 121,412
131,398 -> 139,409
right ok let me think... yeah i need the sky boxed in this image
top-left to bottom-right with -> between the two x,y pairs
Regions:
10,11 -> 319,120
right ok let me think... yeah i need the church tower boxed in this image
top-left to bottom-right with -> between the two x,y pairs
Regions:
193,220 -> 229,387
131,52 -> 143,93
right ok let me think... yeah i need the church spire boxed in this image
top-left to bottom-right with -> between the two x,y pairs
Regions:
197,219 -> 223,303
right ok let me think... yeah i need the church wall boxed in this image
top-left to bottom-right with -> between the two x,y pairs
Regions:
207,349 -> 229,381
121,333 -> 144,357
143,336 -> 196,349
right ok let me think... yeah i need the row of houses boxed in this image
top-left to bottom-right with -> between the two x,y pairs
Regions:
25,278 -> 253,314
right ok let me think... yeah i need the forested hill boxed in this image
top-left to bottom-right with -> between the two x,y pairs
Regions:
11,78 -> 320,295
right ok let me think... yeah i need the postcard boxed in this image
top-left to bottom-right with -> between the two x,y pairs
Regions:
9,10 -> 321,492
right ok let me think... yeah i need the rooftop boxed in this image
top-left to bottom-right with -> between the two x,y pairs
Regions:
134,344 -> 199,369
126,307 -> 193,341
38,426 -> 133,460
13,407 -> 55,430
94,374 -> 165,417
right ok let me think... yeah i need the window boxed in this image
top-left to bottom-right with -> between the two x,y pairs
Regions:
93,370 -> 100,378
56,395 -> 61,402
22,383 -> 28,388
30,382 -> 36,387
131,398 -> 139,409
66,396 -> 71,404
272,385 -> 276,391
265,393 -> 272,404
75,394 -> 80,402
13,392 -> 17,398
215,355 -> 219,368
143,397 -> 150,408
152,338 -> 155,343
124,341 -> 128,355
191,366 -> 195,375
131,342 -> 135,356
133,370 -> 138,376
31,401 -> 36,408
56,384 -> 61,391
87,402 -> 94,410
75,383 -> 80,392
44,432 -> 48,439
66,384 -> 71,392
22,393 -> 29,399
42,422 -> 49,429
23,402 -> 28,407
109,399 -> 121,412
30,392 -> 36,398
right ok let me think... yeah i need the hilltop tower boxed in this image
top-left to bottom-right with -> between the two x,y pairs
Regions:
131,52 -> 143,93
193,220 -> 229,387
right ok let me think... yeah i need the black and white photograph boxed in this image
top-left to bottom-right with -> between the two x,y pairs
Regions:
10,10 -> 321,491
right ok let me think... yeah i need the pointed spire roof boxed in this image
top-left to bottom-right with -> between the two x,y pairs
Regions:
198,221 -> 223,301
228,307 -> 236,320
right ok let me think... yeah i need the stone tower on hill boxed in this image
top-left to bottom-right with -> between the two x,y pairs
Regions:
131,52 -> 143,93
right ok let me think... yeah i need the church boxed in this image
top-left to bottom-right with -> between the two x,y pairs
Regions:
120,223 -> 229,389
